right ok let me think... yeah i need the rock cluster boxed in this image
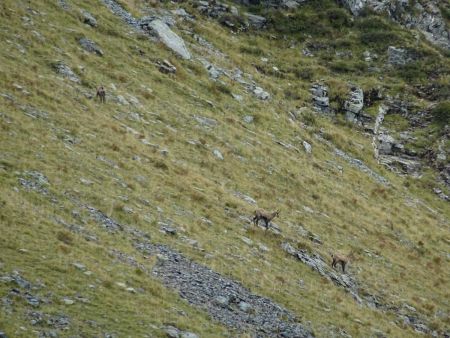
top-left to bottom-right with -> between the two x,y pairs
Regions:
344,85 -> 364,123
339,0 -> 450,49
79,37 -> 104,56
310,83 -> 330,114
134,242 -> 313,337
52,62 -> 80,83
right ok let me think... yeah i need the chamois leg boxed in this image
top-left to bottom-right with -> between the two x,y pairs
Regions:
341,261 -> 346,273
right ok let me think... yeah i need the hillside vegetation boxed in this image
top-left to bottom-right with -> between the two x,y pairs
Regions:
0,0 -> 449,337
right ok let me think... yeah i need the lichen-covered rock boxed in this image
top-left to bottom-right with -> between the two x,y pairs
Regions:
81,10 -> 97,27
143,19 -> 191,59
79,38 -> 104,56
344,86 -> 364,122
387,46 -> 411,66
52,62 -> 80,83
311,83 -> 331,114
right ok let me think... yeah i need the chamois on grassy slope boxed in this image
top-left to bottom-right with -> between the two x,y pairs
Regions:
96,85 -> 106,103
331,252 -> 354,273
252,209 -> 280,230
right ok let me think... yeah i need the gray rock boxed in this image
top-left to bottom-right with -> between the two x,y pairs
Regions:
233,191 -> 257,205
0,332 -> 6,338
158,59 -> 177,74
180,333 -> 198,338
303,141 -> 312,154
146,19 -> 191,59
232,93 -> 243,102
53,62 -> 80,83
81,10 -> 97,27
214,295 -> 230,307
161,226 -> 177,235
171,8 -> 195,21
19,170 -> 49,195
387,46 -> 410,66
344,86 -> 364,122
282,0 -> 300,9
213,149 -> 224,160
116,95 -> 129,105
135,242 -> 313,337
72,263 -> 86,271
251,86 -> 270,100
281,242 -> 297,256
243,115 -> 254,123
164,326 -> 180,338
241,236 -> 253,246
333,148 -> 389,185
311,83 -> 330,114
194,115 -> 217,128
79,37 -> 104,56
244,13 -> 267,29
238,301 -> 252,313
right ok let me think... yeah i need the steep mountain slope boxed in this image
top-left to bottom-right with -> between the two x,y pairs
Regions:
0,0 -> 449,337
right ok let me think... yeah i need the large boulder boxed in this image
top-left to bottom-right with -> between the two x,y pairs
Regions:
79,38 -> 104,56
145,19 -> 191,59
311,83 -> 331,114
344,86 -> 364,122
387,46 -> 411,66
244,13 -> 267,29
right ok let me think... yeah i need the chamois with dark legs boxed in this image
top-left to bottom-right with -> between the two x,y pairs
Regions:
96,85 -> 106,103
331,252 -> 354,273
252,209 -> 280,230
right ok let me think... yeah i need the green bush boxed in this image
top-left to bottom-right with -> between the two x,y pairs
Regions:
432,101 -> 450,125
326,8 -> 352,29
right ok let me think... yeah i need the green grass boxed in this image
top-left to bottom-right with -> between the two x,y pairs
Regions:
0,0 -> 449,337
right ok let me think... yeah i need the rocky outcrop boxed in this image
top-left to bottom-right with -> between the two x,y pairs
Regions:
372,104 -> 422,177
79,38 -> 104,56
80,10 -> 97,27
344,85 -> 364,122
102,0 -> 191,59
387,46 -> 411,66
52,62 -> 80,83
244,13 -> 267,29
142,19 -> 191,59
338,0 -> 450,49
136,242 -> 314,337
310,83 -> 331,114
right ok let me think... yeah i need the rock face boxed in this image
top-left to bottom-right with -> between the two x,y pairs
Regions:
143,19 -> 191,59
338,0 -> 450,49
244,13 -> 267,29
310,83 -> 331,114
79,38 -> 104,56
52,62 -> 80,83
157,59 -> 177,74
81,10 -> 97,27
344,86 -> 364,122
372,104 -> 422,177
387,46 -> 411,66
135,242 -> 313,337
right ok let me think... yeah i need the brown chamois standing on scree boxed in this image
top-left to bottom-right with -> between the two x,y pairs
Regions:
331,252 -> 354,273
96,85 -> 106,103
252,209 -> 280,230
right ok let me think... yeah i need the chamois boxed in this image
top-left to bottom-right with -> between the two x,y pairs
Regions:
96,85 -> 106,103
331,252 -> 354,273
252,209 -> 280,230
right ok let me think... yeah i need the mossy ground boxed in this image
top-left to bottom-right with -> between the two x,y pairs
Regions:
0,0 -> 449,337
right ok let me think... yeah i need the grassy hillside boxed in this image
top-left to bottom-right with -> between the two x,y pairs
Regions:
0,0 -> 449,337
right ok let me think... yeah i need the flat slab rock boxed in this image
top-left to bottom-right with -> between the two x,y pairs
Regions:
135,242 -> 313,337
